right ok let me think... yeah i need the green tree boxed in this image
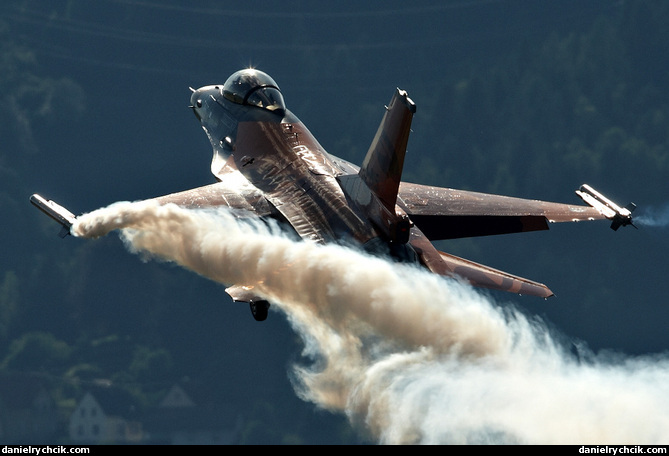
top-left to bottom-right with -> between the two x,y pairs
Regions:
128,345 -> 174,386
0,271 -> 19,344
1,331 -> 71,372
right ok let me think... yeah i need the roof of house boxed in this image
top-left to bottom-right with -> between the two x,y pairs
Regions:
77,385 -> 141,419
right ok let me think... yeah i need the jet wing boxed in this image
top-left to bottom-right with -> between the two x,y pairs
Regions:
153,165 -> 274,217
399,182 -> 606,240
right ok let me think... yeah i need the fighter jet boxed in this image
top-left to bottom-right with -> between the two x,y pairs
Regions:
31,69 -> 636,321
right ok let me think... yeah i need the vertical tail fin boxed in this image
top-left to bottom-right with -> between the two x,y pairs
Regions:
359,88 -> 416,210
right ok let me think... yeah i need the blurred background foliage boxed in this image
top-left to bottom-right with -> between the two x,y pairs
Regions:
0,0 -> 667,444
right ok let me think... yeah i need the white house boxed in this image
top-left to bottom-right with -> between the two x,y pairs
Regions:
69,388 -> 143,444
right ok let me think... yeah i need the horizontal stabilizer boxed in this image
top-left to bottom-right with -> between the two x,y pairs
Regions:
408,225 -> 553,298
437,250 -> 554,298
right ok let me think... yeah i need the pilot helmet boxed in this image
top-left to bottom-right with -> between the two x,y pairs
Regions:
222,69 -> 286,114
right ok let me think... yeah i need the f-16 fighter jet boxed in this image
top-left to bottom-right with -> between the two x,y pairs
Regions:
31,69 -> 635,320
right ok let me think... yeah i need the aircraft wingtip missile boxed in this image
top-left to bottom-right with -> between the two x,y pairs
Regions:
575,184 -> 635,230
30,194 -> 76,237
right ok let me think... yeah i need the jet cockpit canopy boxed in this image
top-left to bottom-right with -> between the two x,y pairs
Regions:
222,69 -> 286,114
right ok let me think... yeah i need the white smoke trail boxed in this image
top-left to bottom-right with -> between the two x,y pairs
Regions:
72,201 -> 669,444
636,204 -> 669,228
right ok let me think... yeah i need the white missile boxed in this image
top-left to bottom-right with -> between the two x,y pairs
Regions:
30,194 -> 77,237
575,184 -> 636,230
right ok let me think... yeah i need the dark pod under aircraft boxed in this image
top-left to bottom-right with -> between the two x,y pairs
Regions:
31,69 -> 635,321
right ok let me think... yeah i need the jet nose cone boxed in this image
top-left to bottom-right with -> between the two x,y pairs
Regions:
189,86 -> 203,107
189,87 -> 209,120
190,90 -> 201,108
190,85 -> 223,107
190,85 -> 215,110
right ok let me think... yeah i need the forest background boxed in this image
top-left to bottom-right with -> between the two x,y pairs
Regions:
0,0 -> 668,444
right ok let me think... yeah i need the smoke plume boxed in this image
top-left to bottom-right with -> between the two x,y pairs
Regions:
72,201 -> 669,444
636,204 -> 669,228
